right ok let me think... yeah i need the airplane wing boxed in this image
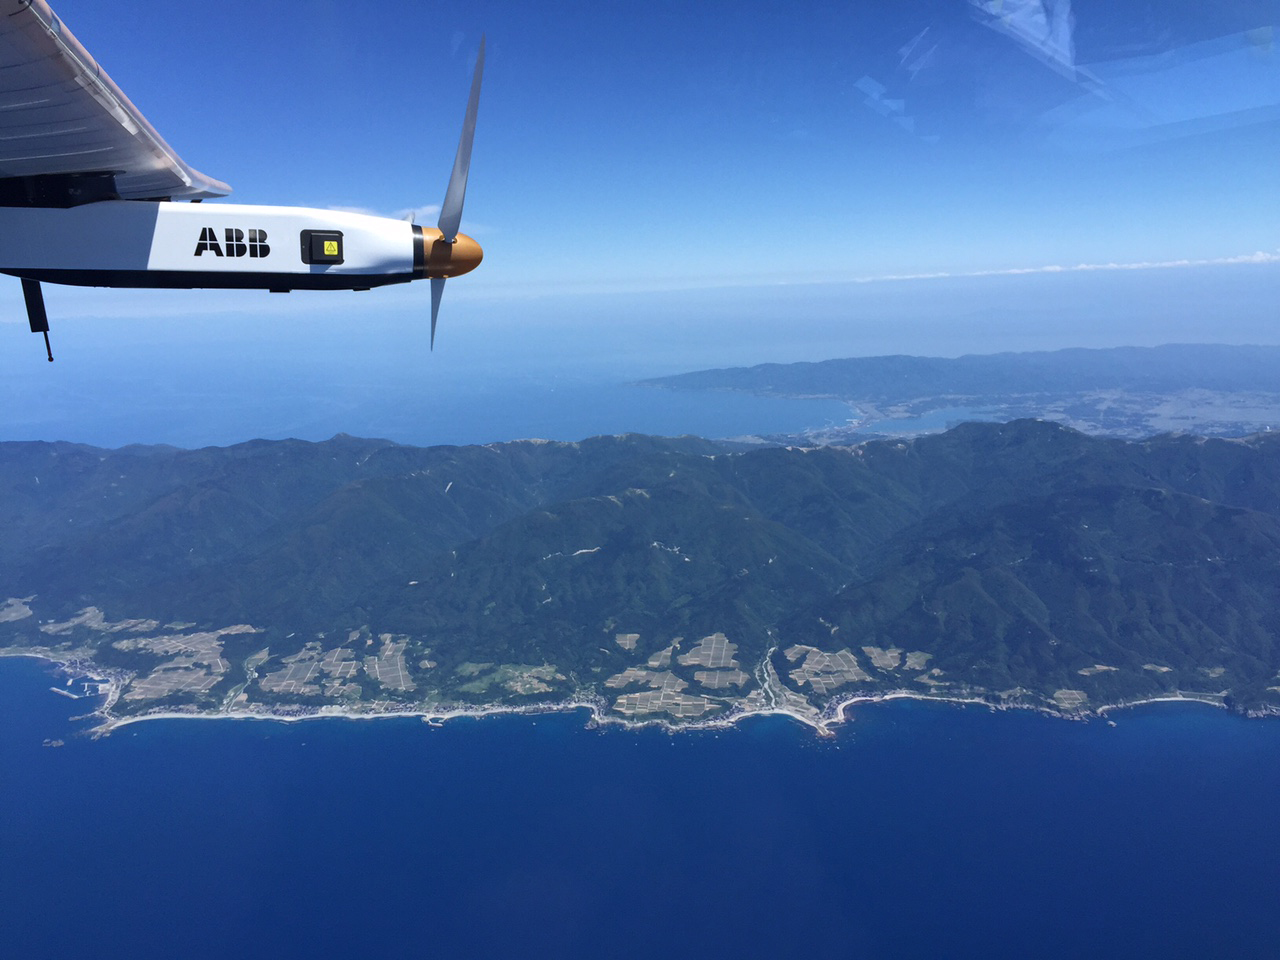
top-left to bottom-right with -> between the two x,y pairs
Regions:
0,0 -> 230,200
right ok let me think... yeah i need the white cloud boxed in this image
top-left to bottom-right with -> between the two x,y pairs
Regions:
391,203 -> 442,224
852,250 -> 1280,285
324,202 -> 442,223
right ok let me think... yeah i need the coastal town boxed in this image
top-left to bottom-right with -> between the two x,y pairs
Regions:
1,598 -> 1244,737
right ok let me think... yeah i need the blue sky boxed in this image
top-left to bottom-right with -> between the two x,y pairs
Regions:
34,0 -> 1280,290
1,1 -> 1279,446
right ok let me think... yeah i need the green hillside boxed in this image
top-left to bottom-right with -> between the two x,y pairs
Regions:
4,421 -> 1279,722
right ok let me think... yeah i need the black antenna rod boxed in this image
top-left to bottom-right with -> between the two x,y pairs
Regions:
21,278 -> 53,361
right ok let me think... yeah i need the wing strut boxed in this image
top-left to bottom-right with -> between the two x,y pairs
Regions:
22,279 -> 53,362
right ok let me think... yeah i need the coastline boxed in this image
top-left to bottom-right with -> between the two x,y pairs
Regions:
7,648 -> 1269,739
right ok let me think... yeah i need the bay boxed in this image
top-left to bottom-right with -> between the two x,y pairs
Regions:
4,656 -> 1279,958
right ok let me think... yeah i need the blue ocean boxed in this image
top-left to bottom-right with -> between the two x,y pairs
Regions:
3,656 -> 1279,959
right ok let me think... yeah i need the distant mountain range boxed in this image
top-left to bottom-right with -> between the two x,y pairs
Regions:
4,421 -> 1280,722
638,344 -> 1280,440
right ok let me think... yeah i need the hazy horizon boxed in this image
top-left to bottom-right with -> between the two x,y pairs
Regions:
2,260 -> 1277,449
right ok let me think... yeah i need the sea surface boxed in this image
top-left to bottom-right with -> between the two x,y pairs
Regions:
3,656 -> 1279,960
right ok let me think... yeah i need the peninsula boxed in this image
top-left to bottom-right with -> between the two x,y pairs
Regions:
639,343 -> 1280,441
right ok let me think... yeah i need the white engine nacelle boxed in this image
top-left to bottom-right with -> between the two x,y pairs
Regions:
0,201 -> 482,292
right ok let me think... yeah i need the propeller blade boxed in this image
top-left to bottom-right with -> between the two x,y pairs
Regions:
430,277 -> 446,350
438,36 -> 485,243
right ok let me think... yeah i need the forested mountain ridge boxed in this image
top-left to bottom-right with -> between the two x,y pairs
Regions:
4,421 -> 1279,722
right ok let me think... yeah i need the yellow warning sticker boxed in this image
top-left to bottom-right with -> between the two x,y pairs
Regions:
324,240 -> 339,256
